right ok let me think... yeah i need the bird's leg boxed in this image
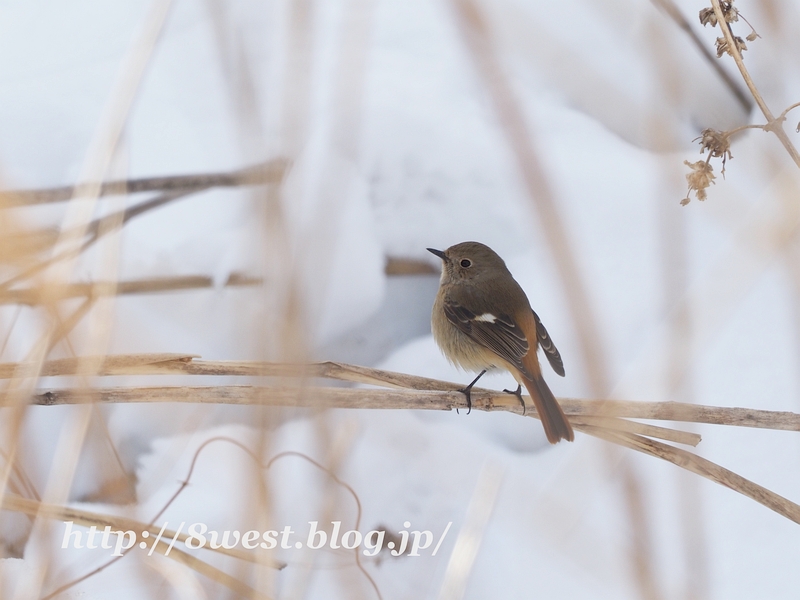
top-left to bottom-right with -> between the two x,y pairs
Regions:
458,370 -> 486,415
503,384 -> 526,415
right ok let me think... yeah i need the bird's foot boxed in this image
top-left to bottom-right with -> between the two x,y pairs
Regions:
457,370 -> 487,415
503,384 -> 526,415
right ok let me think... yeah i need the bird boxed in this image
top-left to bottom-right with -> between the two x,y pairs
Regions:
427,241 -> 574,444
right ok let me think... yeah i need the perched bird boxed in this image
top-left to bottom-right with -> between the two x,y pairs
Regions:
428,241 -> 574,443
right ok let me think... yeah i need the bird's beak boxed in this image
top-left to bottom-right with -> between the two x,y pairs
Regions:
427,248 -> 447,261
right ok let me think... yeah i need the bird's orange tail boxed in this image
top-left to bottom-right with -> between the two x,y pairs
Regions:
522,374 -> 574,444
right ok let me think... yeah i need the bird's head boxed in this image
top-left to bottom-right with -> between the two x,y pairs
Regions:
427,241 -> 508,284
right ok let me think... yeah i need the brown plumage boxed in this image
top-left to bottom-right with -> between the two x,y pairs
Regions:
428,241 -> 573,444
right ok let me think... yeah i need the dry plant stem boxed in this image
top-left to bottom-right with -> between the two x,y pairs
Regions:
0,189 -> 196,293
709,0 -> 800,167
563,398 -> 800,430
725,123 -> 769,137
0,159 -> 289,206
778,101 -> 800,124
95,188 -> 195,233
0,353 -> 200,378
46,298 -> 96,352
384,257 -> 439,275
658,106 -> 709,596
179,439 -> 381,600
0,164 -> 281,293
0,492 -> 285,569
437,463 -> 503,600
0,274 -> 261,305
42,546 -> 267,600
0,355 -> 461,388
4,5 -> 174,596
265,451 -> 382,600
152,540 -> 272,600
451,0 -> 608,394
21,384 -> 800,434
450,3 -> 660,594
571,416 -> 700,447
42,436 -> 294,600
27,384 -> 795,527
580,425 -> 800,525
651,0 -> 751,112
1,355 -> 797,431
0,189 -> 261,298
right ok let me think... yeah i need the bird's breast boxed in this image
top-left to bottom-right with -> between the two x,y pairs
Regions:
432,291 -> 501,372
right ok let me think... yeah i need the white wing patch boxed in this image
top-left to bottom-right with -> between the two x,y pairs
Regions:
474,313 -> 498,323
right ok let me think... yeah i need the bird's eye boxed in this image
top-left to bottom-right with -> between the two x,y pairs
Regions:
460,259 -> 472,268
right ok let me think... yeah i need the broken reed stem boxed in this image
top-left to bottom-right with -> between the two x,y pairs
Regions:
571,416 -> 700,447
581,425 -> 800,525
0,158 -> 290,206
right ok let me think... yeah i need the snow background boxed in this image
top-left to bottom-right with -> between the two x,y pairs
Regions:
1,0 -> 800,597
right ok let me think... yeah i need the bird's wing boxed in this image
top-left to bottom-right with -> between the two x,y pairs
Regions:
442,299 -> 531,377
532,310 -> 565,376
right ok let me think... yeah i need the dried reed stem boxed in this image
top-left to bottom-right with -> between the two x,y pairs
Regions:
19,384 -> 800,527
0,159 -> 290,206
449,3 -> 662,593
0,353 -> 788,431
0,274 -> 261,305
14,384 -> 794,437
581,425 -> 800,525
5,353 -> 800,527
2,355 -> 792,433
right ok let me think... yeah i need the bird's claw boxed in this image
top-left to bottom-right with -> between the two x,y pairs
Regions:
457,370 -> 487,415
457,386 -> 473,415
503,384 -> 526,415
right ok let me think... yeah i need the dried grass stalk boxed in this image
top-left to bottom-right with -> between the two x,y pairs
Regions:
4,354 -> 799,527
0,275 -> 261,305
1,492 -> 285,569
3,355 -> 797,433
581,425 -> 800,525
19,384 -> 796,437
0,159 -> 289,206
19,384 -> 800,526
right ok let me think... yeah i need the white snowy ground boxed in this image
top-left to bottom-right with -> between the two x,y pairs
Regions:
1,0 -> 800,598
